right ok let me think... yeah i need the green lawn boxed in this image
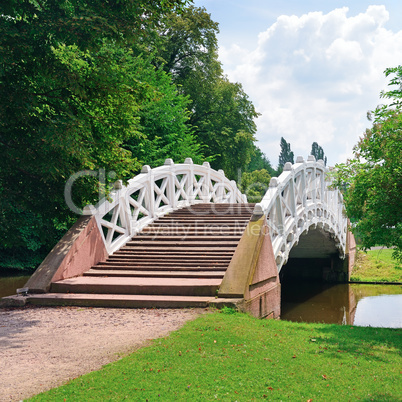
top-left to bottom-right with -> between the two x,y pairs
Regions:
351,248 -> 402,283
29,310 -> 402,401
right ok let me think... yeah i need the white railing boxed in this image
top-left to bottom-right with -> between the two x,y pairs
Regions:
253,155 -> 347,271
84,158 -> 247,254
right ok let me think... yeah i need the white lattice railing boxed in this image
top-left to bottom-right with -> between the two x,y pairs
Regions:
253,155 -> 347,271
84,158 -> 247,254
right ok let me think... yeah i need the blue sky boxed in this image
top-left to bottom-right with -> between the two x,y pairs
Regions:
193,0 -> 402,167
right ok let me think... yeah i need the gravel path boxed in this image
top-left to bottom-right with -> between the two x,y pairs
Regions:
0,305 -> 204,401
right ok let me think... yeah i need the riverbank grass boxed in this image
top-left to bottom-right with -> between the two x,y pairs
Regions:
29,311 -> 401,401
351,248 -> 402,283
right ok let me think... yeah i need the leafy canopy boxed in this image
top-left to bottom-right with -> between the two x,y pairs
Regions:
0,1 -> 261,271
331,66 -> 402,261
240,169 -> 271,203
154,6 -> 259,179
0,0 -> 193,268
246,144 -> 276,177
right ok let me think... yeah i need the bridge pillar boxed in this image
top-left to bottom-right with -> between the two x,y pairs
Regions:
322,225 -> 356,282
345,225 -> 357,280
216,215 -> 281,319
23,215 -> 107,293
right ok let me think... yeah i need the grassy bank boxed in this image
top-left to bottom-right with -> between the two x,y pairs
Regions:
29,310 -> 401,401
351,248 -> 402,283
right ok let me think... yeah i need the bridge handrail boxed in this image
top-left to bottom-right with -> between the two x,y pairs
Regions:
253,155 -> 347,271
84,158 -> 247,254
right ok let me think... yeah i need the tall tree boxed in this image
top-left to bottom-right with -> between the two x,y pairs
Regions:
155,6 -> 259,179
311,142 -> 327,165
246,144 -> 276,176
155,5 -> 220,81
192,78 -> 258,179
123,55 -> 205,167
331,66 -> 402,261
278,137 -> 294,171
0,0 -> 191,270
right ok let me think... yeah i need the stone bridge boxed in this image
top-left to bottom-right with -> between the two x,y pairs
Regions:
3,157 -> 356,318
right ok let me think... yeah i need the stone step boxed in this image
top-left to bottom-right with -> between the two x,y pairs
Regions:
187,204 -> 254,207
170,204 -> 253,209
133,235 -> 242,241
102,261 -> 231,267
109,256 -> 233,262
153,218 -> 249,224
139,230 -> 246,236
151,224 -> 248,229
160,214 -> 251,218
99,260 -> 229,266
146,221 -> 248,227
119,246 -> 237,252
92,265 -> 229,271
17,203 -> 255,310
51,277 -> 221,296
168,210 -> 253,215
108,257 -> 233,263
104,264 -> 229,270
169,214 -> 251,217
125,241 -> 240,247
26,293 -> 214,308
84,269 -> 226,278
109,253 -> 233,260
155,211 -> 251,216
153,212 -> 250,217
108,256 -> 233,262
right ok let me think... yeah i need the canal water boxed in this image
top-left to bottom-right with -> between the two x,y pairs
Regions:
281,282 -> 402,328
0,274 -> 31,299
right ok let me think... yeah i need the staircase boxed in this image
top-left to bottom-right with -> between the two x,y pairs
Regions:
27,203 -> 254,308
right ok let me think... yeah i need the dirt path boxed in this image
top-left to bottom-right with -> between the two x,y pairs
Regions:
0,305 -> 204,401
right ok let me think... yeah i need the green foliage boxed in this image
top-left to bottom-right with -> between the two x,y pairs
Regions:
278,137 -> 294,171
240,169 -> 271,203
122,54 -> 206,167
156,6 -> 260,179
155,5 -> 220,80
0,35 -> 144,253
0,0 -> 199,270
311,142 -> 327,165
193,80 -> 258,179
0,2 -> 260,271
29,313 -> 402,401
246,144 -> 276,176
1,0 -> 189,49
331,66 -> 402,261
0,247 -> 46,272
220,305 -> 238,315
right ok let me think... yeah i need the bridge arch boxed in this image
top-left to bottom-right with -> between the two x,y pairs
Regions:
253,155 -> 347,272
5,155 -> 355,316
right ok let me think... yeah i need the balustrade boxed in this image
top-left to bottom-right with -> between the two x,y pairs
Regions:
253,156 -> 347,270
84,158 -> 246,254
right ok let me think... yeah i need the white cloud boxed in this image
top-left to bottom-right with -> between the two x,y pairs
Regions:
326,38 -> 364,62
219,5 -> 402,166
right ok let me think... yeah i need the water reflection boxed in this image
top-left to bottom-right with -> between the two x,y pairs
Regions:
281,282 -> 402,328
353,295 -> 402,328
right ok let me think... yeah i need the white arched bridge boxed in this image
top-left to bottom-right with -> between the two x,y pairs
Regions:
3,157 -> 356,318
